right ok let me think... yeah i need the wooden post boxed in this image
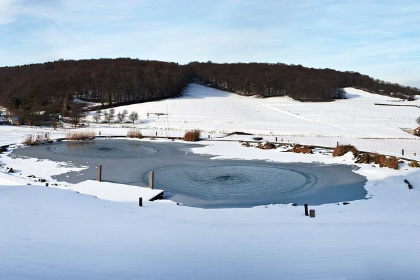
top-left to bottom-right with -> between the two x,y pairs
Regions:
309,209 -> 315,218
414,153 -> 416,157
304,204 -> 309,216
97,164 -> 102,182
149,171 -> 154,189
336,141 -> 339,147
275,137 -> 278,142
155,131 -> 158,136
402,149 -> 404,156
139,197 -> 143,207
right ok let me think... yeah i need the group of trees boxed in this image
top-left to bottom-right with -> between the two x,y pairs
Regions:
92,109 -> 139,124
188,62 -> 420,101
0,58 -> 419,125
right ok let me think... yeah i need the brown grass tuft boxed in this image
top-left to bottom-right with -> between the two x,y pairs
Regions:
355,153 -> 399,169
22,133 -> 51,146
256,142 -> 276,150
293,144 -> 313,154
127,128 -> 143,139
66,129 -> 95,140
183,130 -> 201,142
332,145 -> 359,157
409,161 -> 420,168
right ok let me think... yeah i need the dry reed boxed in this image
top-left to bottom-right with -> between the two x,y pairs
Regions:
127,128 -> 143,139
65,129 -> 95,140
333,145 -> 359,157
183,130 -> 201,142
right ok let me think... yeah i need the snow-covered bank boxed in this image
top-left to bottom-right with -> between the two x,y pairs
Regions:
1,84 -> 420,279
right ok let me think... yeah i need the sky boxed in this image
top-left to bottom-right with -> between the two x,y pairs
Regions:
1,0 -> 420,87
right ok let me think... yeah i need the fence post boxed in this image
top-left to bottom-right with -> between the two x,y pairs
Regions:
309,209 -> 315,218
97,165 -> 102,182
149,171 -> 154,189
304,204 -> 309,216
402,149 -> 404,156
139,197 -> 143,207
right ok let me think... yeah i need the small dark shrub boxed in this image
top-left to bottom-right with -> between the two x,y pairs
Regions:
183,130 -> 201,142
333,145 -> 358,157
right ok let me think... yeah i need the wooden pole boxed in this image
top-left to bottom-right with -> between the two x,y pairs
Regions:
309,209 -> 315,218
402,149 -> 404,156
139,197 -> 143,207
304,204 -> 309,216
97,164 -> 102,182
149,171 -> 154,189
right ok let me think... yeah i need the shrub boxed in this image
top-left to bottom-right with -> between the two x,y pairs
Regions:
333,145 -> 359,157
127,128 -> 143,139
256,142 -> 276,150
22,133 -> 50,146
355,153 -> 399,169
409,161 -> 420,168
293,144 -> 312,154
183,130 -> 201,142
66,129 -> 95,140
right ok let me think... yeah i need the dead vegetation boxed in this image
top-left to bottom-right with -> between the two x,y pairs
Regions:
409,161 -> 419,168
333,145 -> 359,157
22,133 -> 51,146
183,130 -> 201,142
127,128 -> 143,139
293,144 -> 313,154
256,142 -> 276,150
355,153 -> 399,169
65,129 -> 95,140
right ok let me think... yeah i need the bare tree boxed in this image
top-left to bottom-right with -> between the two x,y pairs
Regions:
129,111 -> 139,123
69,104 -> 86,127
93,109 -> 101,123
104,111 -> 111,123
109,108 -> 115,121
117,111 -> 124,123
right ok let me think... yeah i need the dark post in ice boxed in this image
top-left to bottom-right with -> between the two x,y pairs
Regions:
97,164 -> 102,182
304,204 -> 309,216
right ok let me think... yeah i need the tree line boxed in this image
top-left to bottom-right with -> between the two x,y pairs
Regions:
0,58 -> 419,124
188,62 -> 420,101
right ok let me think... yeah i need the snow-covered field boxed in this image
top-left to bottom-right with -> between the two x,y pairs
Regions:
1,84 -> 420,279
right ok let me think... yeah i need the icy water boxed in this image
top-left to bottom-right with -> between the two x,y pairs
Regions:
11,139 -> 367,208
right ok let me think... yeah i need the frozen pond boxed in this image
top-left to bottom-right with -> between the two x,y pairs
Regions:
11,139 -> 367,208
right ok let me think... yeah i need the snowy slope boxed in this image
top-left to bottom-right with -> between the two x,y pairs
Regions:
1,84 -> 420,279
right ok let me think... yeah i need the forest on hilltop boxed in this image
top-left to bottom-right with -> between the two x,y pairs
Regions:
0,58 -> 419,124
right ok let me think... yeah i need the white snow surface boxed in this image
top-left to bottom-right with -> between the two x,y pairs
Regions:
1,84 -> 420,279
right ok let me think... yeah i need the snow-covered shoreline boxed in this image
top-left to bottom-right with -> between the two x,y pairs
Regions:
1,84 -> 420,279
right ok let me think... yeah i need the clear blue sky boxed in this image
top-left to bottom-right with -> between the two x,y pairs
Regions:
1,0 -> 420,87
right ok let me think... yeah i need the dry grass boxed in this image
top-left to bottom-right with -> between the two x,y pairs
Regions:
293,144 -> 313,154
127,128 -> 143,139
333,145 -> 359,157
355,153 -> 399,169
22,133 -> 51,146
66,129 -> 95,140
183,130 -> 201,142
256,142 -> 276,150
408,161 -> 419,168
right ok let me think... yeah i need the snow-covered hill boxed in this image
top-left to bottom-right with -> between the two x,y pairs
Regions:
1,84 -> 420,279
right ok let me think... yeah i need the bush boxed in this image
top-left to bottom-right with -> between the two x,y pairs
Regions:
355,153 -> 399,169
66,129 -> 95,140
333,145 -> 359,157
127,128 -> 143,139
409,161 -> 420,168
293,144 -> 312,154
183,130 -> 201,142
22,133 -> 50,146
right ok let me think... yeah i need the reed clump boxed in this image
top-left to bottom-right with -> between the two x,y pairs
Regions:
22,133 -> 51,146
355,153 -> 399,169
333,145 -> 359,157
293,144 -> 313,154
127,128 -> 143,139
183,130 -> 201,142
65,129 -> 95,140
